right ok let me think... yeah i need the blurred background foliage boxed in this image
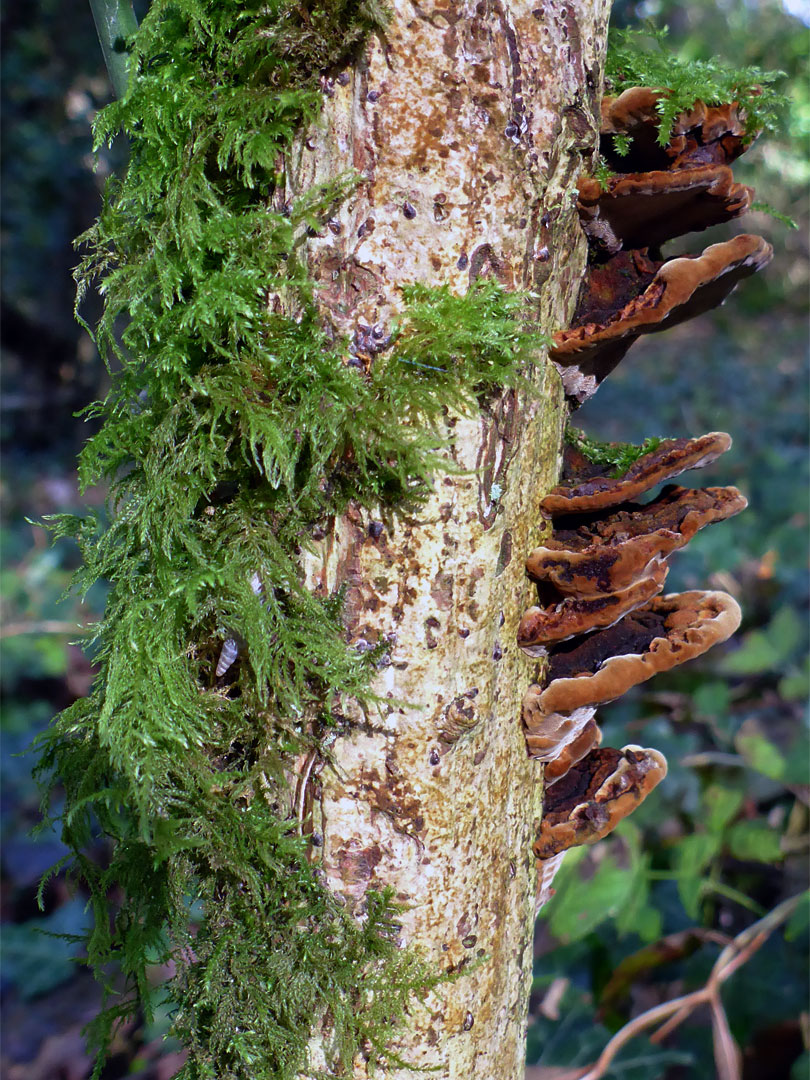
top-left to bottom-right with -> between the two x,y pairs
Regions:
527,1 -> 810,1078
0,1 -> 807,1078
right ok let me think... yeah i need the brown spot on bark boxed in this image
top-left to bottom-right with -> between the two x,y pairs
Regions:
469,242 -> 505,283
496,529 -> 513,575
336,840 -> 383,888
358,760 -> 426,840
425,615 -> 441,649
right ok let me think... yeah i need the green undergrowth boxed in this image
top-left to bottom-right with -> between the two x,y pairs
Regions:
35,2 -> 547,1078
605,26 -> 787,147
565,425 -> 666,478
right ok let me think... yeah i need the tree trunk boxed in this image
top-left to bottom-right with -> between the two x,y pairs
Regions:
289,2 -> 610,1072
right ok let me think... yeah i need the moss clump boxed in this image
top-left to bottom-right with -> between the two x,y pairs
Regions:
37,2 -> 547,1077
605,25 -> 787,147
565,425 -> 666,478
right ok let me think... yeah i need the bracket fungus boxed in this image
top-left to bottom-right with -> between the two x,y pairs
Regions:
532,590 -> 742,723
541,432 -> 733,515
522,702 -> 598,763
600,88 -> 748,173
525,483 -> 747,602
533,745 -> 668,859
550,235 -> 773,403
528,85 -> 761,909
543,718 -> 603,785
577,166 -> 752,256
518,563 -> 669,653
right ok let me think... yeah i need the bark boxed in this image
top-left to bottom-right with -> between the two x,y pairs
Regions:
288,2 -> 610,1073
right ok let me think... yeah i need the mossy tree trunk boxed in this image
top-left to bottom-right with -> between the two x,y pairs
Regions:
286,2 -> 611,1073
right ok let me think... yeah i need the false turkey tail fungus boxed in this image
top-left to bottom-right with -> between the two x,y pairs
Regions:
525,443 -> 746,897
525,483 -> 746,602
541,431 -> 733,515
543,718 -> 602,785
550,235 -> 773,404
527,89 -> 764,904
576,167 -> 753,255
534,745 -> 668,859
600,88 -> 748,173
534,590 -> 742,721
518,563 -> 668,654
550,87 -> 772,405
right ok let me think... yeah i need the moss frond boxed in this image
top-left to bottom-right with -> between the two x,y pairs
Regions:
565,425 -> 666,478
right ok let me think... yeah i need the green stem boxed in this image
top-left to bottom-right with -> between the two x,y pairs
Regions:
699,879 -> 767,917
88,0 -> 138,100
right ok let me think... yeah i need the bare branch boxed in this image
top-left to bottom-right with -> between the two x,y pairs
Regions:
555,893 -> 805,1080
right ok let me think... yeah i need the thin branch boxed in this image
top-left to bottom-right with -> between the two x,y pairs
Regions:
295,750 -> 318,835
710,993 -> 741,1080
0,620 -> 85,639
561,893 -> 805,1080
88,0 -> 138,100
700,878 -> 768,916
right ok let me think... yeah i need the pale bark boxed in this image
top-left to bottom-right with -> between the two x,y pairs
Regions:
287,2 -> 611,1074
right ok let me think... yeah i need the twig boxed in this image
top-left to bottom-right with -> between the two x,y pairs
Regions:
564,893 -> 804,1080
295,750 -> 318,835
88,0 -> 139,99
0,620 -> 84,639
710,993 -> 741,1080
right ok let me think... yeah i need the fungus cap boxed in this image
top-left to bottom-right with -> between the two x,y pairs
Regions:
543,719 -> 603,785
550,236 -> 773,403
600,88 -> 748,173
541,432 -> 733,515
527,485 -> 748,600
533,744 -> 668,858
522,701 -> 597,762
534,590 -> 742,721
518,560 -> 668,654
536,850 -> 567,911
577,165 -> 752,255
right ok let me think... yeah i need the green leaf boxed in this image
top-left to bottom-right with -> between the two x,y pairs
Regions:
721,606 -> 804,675
704,784 -> 744,835
673,833 -> 721,918
543,848 -> 638,943
726,820 -> 783,863
721,629 -> 782,675
692,680 -> 731,720
734,728 -> 809,787
779,656 -> 810,701
735,732 -> 787,781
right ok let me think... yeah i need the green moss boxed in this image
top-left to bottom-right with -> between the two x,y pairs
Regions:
591,154 -> 615,191
37,2 -> 548,1077
565,425 -> 666,478
605,26 -> 787,147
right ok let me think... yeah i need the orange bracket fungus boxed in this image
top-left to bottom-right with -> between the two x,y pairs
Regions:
533,745 -> 668,859
541,431 -> 733,515
522,703 -> 599,764
600,88 -> 748,173
525,88 -> 764,909
519,483 -> 746,653
542,718 -> 603,786
518,564 -> 669,653
550,235 -> 773,403
533,590 -> 741,721
576,166 -> 752,256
